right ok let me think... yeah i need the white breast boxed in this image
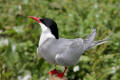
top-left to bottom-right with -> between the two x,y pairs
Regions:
39,23 -> 55,46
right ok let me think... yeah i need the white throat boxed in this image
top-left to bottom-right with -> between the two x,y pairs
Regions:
39,23 -> 55,46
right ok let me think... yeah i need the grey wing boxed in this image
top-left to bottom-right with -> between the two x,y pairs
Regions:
55,38 -> 84,66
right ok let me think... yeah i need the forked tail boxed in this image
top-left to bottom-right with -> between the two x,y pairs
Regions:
83,29 -> 108,51
88,37 -> 108,49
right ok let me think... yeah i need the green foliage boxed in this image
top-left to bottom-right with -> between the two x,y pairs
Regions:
0,0 -> 120,80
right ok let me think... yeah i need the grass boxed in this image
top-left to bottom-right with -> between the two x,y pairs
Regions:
0,0 -> 120,80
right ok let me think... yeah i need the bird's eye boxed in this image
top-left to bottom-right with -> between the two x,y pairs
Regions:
39,19 -> 43,22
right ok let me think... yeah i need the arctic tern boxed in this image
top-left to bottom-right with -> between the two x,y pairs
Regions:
29,16 -> 107,78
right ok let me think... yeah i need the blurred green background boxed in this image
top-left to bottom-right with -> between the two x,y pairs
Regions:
0,0 -> 120,80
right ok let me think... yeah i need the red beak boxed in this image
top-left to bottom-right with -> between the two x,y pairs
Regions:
28,16 -> 40,23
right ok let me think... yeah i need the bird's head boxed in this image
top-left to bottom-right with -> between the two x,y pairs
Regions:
29,16 -> 59,39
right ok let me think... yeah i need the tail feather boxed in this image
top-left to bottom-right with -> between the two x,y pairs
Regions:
85,28 -> 96,43
83,28 -> 108,51
89,37 -> 108,48
84,28 -> 96,50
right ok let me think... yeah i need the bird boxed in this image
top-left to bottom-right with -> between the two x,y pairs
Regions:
29,16 -> 107,78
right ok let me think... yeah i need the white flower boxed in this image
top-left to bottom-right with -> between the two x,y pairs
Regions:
18,5 -> 22,10
18,74 -> 32,80
0,30 -> 3,33
18,76 -> 22,80
95,14 -> 99,18
73,65 -> 80,72
111,66 -> 120,74
0,38 -> 9,47
13,26 -> 24,33
23,74 -> 31,80
12,44 -> 16,52
23,0 -> 28,4
112,67 -> 116,74
94,4 -> 98,8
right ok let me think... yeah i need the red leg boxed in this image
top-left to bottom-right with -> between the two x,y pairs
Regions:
48,69 -> 57,75
57,67 -> 67,78
48,66 -> 57,75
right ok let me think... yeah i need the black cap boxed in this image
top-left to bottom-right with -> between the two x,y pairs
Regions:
40,18 -> 59,39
